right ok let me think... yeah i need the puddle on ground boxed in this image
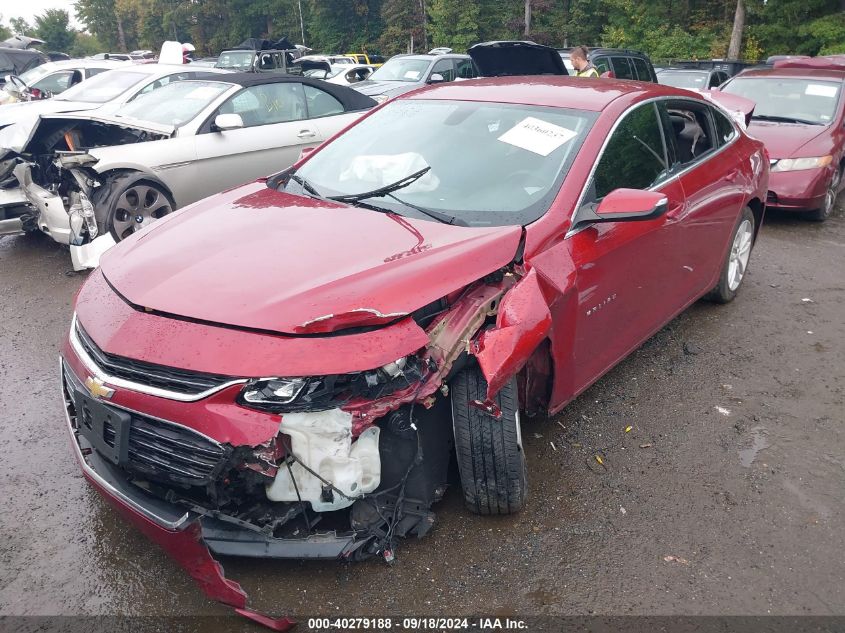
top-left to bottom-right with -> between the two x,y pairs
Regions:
739,426 -> 770,467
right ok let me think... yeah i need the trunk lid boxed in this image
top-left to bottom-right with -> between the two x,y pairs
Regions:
468,41 -> 569,77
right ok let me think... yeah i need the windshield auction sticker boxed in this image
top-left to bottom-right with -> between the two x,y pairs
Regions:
805,83 -> 838,98
498,117 -> 577,156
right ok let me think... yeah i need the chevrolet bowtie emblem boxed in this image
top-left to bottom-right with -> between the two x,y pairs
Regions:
84,376 -> 114,400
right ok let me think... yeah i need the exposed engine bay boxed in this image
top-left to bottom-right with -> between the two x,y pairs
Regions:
0,117 -> 170,251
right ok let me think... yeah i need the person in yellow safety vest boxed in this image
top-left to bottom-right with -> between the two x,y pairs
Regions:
571,46 -> 599,78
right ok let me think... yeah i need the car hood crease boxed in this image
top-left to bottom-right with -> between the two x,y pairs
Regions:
100,183 -> 523,335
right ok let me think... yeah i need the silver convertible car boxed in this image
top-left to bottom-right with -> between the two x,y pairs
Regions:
0,73 -> 375,264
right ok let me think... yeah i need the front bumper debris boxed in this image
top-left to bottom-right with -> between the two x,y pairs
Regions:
61,359 -> 296,630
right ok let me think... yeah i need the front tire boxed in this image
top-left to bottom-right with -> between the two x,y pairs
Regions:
808,166 -> 842,222
451,367 -> 527,515
103,177 -> 175,242
706,206 -> 755,304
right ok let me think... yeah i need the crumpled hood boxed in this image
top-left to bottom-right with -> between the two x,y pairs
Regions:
747,121 -> 828,158
100,181 -> 522,335
0,98 -> 98,130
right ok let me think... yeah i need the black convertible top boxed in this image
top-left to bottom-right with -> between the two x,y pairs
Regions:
193,72 -> 378,111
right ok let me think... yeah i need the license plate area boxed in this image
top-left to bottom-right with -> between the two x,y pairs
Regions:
74,390 -> 131,466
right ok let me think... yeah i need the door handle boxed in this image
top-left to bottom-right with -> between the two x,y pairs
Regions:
297,129 -> 317,139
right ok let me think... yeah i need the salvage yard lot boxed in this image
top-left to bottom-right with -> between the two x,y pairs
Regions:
0,207 -> 842,622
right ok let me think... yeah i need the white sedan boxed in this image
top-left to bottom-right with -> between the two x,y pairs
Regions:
2,73 -> 376,266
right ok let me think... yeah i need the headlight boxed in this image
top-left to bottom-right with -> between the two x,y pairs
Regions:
771,155 -> 833,172
242,378 -> 307,406
238,357 -> 424,413
373,94 -> 389,104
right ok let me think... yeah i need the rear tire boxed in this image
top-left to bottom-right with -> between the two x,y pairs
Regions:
451,367 -> 527,515
706,206 -> 755,304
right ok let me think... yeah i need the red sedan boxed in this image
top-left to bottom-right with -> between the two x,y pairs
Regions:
60,77 -> 768,622
722,64 -> 845,221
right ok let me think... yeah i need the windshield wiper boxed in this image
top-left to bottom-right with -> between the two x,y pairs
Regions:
752,114 -> 822,126
289,173 -> 324,198
386,192 -> 466,226
328,166 -> 431,203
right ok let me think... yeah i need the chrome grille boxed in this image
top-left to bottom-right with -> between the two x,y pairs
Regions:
74,320 -> 235,396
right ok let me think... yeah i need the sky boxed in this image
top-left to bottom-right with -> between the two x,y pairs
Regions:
3,0 -> 82,29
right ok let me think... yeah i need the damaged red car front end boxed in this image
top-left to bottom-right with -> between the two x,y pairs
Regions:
61,77 -> 768,623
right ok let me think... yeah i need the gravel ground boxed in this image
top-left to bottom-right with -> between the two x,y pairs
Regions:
0,204 -> 842,628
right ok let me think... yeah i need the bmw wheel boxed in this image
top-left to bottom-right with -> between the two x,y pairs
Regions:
105,179 -> 175,242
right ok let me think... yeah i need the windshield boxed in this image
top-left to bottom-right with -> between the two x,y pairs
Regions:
215,50 -> 254,70
723,77 -> 841,125
657,71 -> 708,89
369,58 -> 430,82
291,99 -> 596,227
18,64 -> 56,86
56,69 -> 148,103
116,80 -> 230,127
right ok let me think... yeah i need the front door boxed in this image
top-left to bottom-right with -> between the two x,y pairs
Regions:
564,101 -> 688,399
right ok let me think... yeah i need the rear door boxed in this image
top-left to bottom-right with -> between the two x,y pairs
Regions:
565,101 -> 687,398
659,98 -> 747,300
610,56 -> 636,80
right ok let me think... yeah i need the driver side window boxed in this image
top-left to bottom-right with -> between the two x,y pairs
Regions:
217,83 -> 306,127
591,103 -> 667,201
431,59 -> 455,82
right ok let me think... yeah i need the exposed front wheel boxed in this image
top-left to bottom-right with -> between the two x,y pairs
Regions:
706,206 -> 755,304
451,367 -> 527,515
809,166 -> 842,222
105,179 -> 175,242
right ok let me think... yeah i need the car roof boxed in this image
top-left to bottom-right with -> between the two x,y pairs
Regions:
122,63 -> 230,77
559,47 -> 649,57
188,72 -> 378,109
38,59 -> 128,70
658,68 -> 711,73
389,53 -> 470,61
733,67 -> 845,81
403,76 -> 698,111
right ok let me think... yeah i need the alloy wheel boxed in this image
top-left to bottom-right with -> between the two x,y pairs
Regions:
111,184 -> 173,241
727,219 -> 753,292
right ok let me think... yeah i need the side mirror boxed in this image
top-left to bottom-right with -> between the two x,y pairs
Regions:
428,73 -> 445,84
574,188 -> 668,228
214,113 -> 244,131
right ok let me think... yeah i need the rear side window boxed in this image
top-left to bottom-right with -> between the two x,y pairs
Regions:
711,106 -> 737,146
611,57 -> 636,80
593,103 -> 667,199
304,84 -> 343,118
456,58 -> 477,79
632,57 -> 651,82
593,57 -> 611,75
662,100 -> 718,165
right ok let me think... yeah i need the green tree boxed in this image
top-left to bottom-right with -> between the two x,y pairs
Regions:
35,9 -> 77,52
428,0 -> 479,51
70,31 -> 105,56
10,17 -> 33,35
0,15 -> 11,41
379,0 -> 426,53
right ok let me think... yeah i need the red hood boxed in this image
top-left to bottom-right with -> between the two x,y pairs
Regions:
100,181 -> 522,334
747,121 -> 828,158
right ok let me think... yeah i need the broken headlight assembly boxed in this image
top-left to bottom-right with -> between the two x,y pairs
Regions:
237,356 -> 424,413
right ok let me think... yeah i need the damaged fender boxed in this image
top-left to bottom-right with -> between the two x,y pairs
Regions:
473,268 -> 552,400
